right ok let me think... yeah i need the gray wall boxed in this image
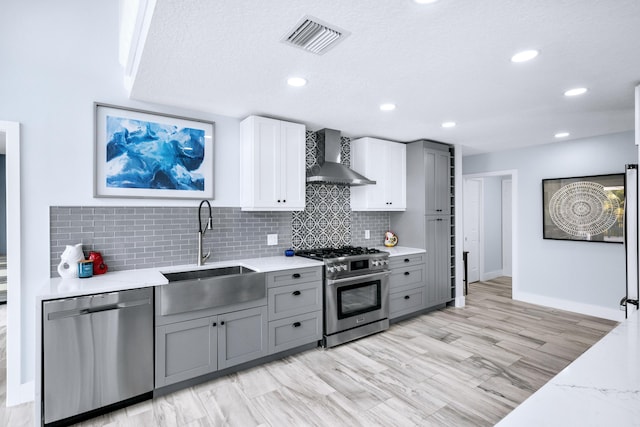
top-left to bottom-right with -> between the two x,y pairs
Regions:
482,176 -> 503,275
463,131 -> 636,313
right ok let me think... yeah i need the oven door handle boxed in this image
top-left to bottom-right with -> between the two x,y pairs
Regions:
326,271 -> 390,286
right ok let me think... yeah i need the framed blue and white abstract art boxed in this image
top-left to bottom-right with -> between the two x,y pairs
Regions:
94,103 -> 214,199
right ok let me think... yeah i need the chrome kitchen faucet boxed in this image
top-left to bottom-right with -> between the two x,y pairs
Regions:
197,200 -> 213,266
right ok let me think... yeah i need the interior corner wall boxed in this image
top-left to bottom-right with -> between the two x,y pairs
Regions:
463,131 -> 636,316
0,155 -> 6,254
482,176 -> 502,276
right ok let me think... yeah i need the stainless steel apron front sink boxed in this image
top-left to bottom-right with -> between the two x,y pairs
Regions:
159,266 -> 266,315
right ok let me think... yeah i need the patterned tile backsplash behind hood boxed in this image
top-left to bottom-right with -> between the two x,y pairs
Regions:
293,130 -> 389,250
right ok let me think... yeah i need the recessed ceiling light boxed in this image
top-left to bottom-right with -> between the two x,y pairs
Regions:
287,77 -> 307,87
414,0 -> 439,4
380,103 -> 396,111
554,132 -> 570,138
564,87 -> 587,97
511,49 -> 539,63
441,121 -> 456,128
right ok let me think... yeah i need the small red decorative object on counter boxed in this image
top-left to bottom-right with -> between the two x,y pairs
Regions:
88,251 -> 108,275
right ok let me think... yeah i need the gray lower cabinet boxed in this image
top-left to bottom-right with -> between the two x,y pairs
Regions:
389,254 -> 428,319
218,306 -> 268,370
268,281 -> 322,320
389,286 -> 426,318
266,266 -> 323,354
268,310 -> 322,354
154,266 -> 323,389
155,306 -> 267,387
155,316 -> 217,387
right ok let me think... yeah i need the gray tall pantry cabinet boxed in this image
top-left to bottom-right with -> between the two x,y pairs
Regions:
390,140 -> 455,307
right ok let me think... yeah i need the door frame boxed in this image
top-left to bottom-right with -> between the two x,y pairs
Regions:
502,179 -> 513,277
0,121 -> 26,405
462,169 -> 518,297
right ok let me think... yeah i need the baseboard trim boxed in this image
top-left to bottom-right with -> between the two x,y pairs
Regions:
513,291 -> 625,322
481,270 -> 503,281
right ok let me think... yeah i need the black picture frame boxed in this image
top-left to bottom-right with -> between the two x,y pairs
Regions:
542,173 -> 625,243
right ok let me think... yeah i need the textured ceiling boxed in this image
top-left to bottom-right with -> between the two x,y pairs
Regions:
129,0 -> 640,154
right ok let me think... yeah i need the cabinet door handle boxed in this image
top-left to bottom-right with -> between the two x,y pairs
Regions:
220,321 -> 225,326
404,258 -> 410,263
292,273 -> 301,279
292,290 -> 301,296
212,322 -> 217,327
404,272 -> 410,276
292,322 -> 301,328
404,295 -> 410,300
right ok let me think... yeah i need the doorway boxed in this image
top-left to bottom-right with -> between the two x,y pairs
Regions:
0,148 -> 6,303
463,170 -> 517,296
463,178 -> 481,283
1,120 -> 26,405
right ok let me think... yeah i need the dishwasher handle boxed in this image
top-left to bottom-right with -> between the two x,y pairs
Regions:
47,298 -> 151,321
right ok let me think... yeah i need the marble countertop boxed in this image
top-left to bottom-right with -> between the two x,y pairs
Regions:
496,307 -> 640,426
39,256 -> 323,300
375,246 -> 426,257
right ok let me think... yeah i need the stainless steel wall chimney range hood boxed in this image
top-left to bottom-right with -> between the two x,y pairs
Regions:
306,129 -> 376,186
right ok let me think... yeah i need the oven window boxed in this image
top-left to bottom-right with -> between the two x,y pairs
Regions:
337,280 -> 381,319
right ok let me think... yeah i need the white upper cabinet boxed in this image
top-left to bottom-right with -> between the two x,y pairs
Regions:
350,137 -> 406,211
240,116 -> 306,211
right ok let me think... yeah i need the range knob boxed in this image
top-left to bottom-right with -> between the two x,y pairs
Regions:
328,266 -> 336,273
372,260 -> 379,267
340,264 -> 348,271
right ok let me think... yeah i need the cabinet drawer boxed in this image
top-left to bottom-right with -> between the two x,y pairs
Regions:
389,253 -> 425,269
266,267 -> 322,288
389,287 -> 426,319
390,264 -> 425,290
268,281 -> 322,321
268,311 -> 322,354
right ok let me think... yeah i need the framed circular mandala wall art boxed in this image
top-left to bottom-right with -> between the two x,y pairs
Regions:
542,173 -> 625,243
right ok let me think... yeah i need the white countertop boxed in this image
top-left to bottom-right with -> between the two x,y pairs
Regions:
375,246 -> 426,257
496,307 -> 640,426
38,256 -> 323,300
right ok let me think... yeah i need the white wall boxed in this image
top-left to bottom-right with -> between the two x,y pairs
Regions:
1,0 -> 244,400
464,131 -> 636,319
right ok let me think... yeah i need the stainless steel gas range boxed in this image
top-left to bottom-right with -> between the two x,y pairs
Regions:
295,247 -> 390,348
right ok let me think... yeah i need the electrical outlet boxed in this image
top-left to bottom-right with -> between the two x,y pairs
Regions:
267,234 -> 278,245
365,230 -> 370,239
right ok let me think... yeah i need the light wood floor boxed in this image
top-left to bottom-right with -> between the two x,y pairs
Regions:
0,277 -> 618,426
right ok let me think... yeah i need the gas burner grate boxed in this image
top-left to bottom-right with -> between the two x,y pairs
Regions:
296,246 -> 383,260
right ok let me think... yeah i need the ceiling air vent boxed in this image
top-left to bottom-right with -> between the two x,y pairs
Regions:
282,16 -> 349,55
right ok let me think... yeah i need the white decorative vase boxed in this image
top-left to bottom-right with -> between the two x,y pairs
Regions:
57,243 -> 85,278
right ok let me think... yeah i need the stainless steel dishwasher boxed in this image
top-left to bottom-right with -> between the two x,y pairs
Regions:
42,287 -> 154,425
